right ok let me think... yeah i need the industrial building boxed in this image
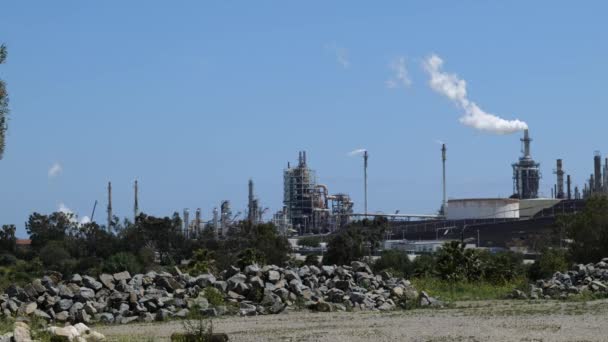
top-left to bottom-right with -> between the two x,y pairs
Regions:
282,151 -> 354,234
512,129 -> 541,199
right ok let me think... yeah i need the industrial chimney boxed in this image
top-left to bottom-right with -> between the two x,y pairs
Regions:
441,144 -> 447,216
183,208 -> 190,238
364,150 -> 369,216
555,159 -> 565,199
195,208 -> 201,236
107,181 -> 112,232
134,180 -> 139,221
248,179 -> 255,224
594,152 -> 602,192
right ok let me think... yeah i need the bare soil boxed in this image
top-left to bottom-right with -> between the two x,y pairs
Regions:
97,299 -> 608,341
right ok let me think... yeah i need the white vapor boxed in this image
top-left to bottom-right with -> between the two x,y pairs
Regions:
326,43 -> 350,68
48,162 -> 62,178
348,148 -> 367,156
58,202 -> 90,225
386,57 -> 411,88
58,202 -> 72,215
423,54 -> 528,134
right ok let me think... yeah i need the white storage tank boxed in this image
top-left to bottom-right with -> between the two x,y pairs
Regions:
446,198 -> 519,220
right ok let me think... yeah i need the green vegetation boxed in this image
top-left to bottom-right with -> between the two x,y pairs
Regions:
0,210 -> 290,291
203,287 -> 225,307
324,217 -> 388,265
298,235 -> 323,248
174,317 -> 217,342
528,248 -> 568,280
564,195 -> 608,263
412,277 -> 527,302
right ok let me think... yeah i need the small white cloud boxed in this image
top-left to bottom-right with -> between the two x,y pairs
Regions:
326,43 -> 350,69
386,57 -> 411,89
80,216 -> 91,224
48,162 -> 62,178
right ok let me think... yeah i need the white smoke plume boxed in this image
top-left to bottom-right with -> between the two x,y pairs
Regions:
58,202 -> 72,215
58,202 -> 90,225
423,54 -> 528,134
386,57 -> 411,88
348,148 -> 367,156
48,162 -> 62,178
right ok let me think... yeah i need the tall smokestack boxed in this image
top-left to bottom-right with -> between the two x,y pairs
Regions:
556,159 -> 564,199
183,208 -> 190,238
594,152 -> 602,192
248,179 -> 254,224
523,129 -> 531,158
213,207 -> 219,235
134,180 -> 139,221
363,150 -> 368,216
567,175 -> 572,200
107,181 -> 112,232
441,144 -> 447,216
195,208 -> 201,236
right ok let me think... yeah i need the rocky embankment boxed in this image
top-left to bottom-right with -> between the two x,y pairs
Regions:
514,258 -> 608,300
0,262 -> 433,326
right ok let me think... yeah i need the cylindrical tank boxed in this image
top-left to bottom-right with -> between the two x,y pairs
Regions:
446,198 -> 519,220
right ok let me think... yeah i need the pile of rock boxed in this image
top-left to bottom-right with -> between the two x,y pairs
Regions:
517,258 -> 608,300
0,321 -> 105,342
0,261 -> 427,325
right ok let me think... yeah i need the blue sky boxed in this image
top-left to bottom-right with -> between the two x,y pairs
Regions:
1,1 -> 607,237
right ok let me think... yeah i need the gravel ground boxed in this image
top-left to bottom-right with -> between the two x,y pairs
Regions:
97,299 -> 608,341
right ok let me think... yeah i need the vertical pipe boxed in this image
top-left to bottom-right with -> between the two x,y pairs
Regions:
107,181 -> 112,232
442,144 -> 447,215
248,179 -> 254,224
134,180 -> 139,221
213,207 -> 219,235
556,159 -> 564,199
594,152 -> 602,192
183,208 -> 190,238
195,208 -> 201,237
363,150 -> 368,216
523,129 -> 531,158
567,175 -> 572,200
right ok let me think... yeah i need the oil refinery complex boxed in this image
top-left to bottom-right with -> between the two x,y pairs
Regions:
104,128 -> 607,251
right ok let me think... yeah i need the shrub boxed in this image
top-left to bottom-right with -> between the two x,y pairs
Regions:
298,236 -> 322,248
479,251 -> 524,284
411,254 -> 436,278
103,252 -> 143,274
0,253 -> 17,266
528,248 -> 568,280
304,254 -> 320,267
373,250 -> 413,278
203,287 -> 224,307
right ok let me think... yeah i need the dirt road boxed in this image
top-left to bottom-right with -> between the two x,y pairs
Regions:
98,299 -> 608,341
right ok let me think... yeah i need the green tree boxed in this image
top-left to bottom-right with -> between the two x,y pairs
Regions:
324,227 -> 365,265
0,224 -> 16,253
25,212 -> 77,250
565,195 -> 608,263
0,44 -> 9,159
